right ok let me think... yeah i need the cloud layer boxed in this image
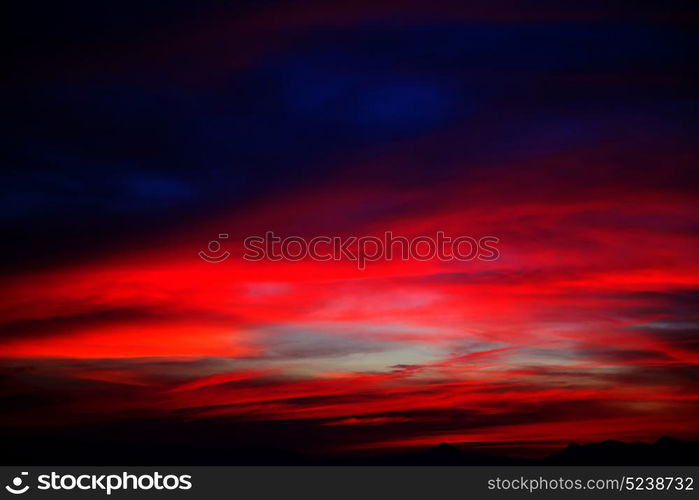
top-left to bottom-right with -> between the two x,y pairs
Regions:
2,0 -> 698,456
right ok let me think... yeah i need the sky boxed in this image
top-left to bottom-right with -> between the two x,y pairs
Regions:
2,0 -> 698,459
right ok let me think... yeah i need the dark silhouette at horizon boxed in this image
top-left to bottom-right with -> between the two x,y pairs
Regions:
3,423 -> 697,466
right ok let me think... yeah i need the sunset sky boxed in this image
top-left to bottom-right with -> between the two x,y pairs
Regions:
2,0 -> 698,459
